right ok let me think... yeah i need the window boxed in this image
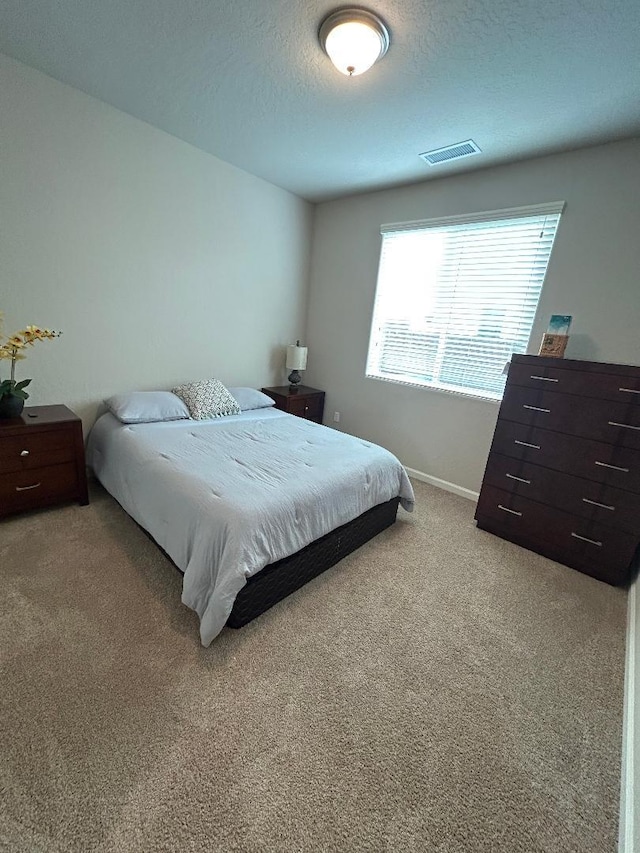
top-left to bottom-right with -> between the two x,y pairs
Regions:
365,202 -> 564,401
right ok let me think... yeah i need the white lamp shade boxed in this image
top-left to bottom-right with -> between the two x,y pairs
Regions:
286,344 -> 308,371
325,21 -> 382,76
319,9 -> 390,77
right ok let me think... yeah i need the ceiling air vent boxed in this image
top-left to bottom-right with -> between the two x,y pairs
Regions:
419,139 -> 481,166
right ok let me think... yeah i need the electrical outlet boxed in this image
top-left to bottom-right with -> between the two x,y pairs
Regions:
333,411 -> 340,423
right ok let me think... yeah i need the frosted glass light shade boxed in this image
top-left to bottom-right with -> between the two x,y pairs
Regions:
286,344 -> 308,370
319,9 -> 390,77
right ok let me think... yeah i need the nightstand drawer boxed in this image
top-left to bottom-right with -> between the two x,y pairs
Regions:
0,427 -> 75,474
1,462 -> 79,515
303,395 -> 324,422
287,396 -> 310,417
287,395 -> 323,422
261,386 -> 325,424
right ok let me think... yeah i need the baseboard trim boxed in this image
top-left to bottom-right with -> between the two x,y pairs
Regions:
620,580 -> 636,853
404,467 -> 479,502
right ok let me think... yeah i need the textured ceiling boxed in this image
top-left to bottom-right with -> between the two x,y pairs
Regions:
1,0 -> 639,201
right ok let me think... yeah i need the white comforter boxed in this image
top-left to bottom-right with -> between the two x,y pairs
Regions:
87,408 -> 414,645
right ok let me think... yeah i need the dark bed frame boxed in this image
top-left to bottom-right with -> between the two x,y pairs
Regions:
226,496 -> 400,628
134,494 -> 400,630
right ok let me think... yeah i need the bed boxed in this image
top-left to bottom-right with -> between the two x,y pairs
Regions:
87,404 -> 414,646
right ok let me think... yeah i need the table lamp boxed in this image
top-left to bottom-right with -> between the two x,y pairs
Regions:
286,340 -> 308,388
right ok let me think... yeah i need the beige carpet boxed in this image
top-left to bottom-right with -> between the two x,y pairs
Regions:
0,479 -> 627,853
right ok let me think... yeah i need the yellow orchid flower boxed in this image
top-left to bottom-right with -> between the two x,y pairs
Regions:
0,314 -> 62,403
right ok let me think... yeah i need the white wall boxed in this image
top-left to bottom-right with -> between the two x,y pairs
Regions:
0,54 -> 313,432
306,139 -> 640,493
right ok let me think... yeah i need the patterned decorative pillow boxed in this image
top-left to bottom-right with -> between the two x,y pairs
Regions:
172,379 -> 241,420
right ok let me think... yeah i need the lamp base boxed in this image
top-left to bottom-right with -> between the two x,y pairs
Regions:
288,370 -> 302,389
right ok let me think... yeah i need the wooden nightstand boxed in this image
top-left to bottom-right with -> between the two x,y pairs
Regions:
0,405 -> 89,518
261,386 -> 325,424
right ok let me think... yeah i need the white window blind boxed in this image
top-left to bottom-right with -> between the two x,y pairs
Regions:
365,202 -> 564,401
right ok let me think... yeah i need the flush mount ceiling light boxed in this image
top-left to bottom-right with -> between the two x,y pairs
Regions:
319,8 -> 390,77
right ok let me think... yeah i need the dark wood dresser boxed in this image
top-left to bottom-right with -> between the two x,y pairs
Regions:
0,404 -> 89,518
261,386 -> 325,424
475,355 -> 640,585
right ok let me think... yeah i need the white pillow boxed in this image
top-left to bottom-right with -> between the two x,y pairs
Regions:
105,391 -> 190,424
172,379 -> 241,420
227,387 -> 276,411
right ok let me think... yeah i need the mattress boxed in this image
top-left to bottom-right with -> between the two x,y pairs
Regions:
87,408 -> 415,645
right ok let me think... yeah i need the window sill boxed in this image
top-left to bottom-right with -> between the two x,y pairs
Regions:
365,374 -> 503,405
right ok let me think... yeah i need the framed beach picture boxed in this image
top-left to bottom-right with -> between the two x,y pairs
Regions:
539,315 -> 572,357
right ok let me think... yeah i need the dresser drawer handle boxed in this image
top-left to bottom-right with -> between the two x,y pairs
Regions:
523,405 -> 551,413
15,482 -> 41,492
530,375 -> 559,382
608,421 -> 640,431
595,461 -> 629,473
619,387 -> 640,395
20,449 -> 30,456
514,440 -> 540,450
582,497 -> 615,511
506,473 -> 531,484
498,504 -> 522,516
571,532 -> 602,547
